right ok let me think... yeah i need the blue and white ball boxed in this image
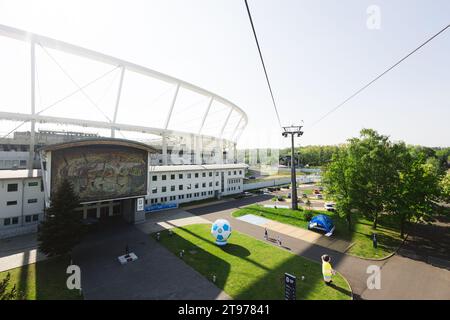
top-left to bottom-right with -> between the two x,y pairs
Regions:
211,219 -> 232,246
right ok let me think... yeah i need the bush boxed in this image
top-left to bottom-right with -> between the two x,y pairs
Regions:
304,211 -> 313,221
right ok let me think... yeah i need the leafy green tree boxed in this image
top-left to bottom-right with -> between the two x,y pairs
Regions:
345,129 -> 400,229
440,171 -> 450,203
38,179 -> 83,257
0,273 -> 21,300
387,146 -> 441,237
322,146 -> 355,231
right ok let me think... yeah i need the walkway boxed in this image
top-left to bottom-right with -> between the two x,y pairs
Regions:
237,214 -> 352,253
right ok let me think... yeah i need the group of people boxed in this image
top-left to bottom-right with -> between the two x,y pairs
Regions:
264,228 -> 336,285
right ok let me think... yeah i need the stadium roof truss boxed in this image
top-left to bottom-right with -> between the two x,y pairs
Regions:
0,24 -> 248,164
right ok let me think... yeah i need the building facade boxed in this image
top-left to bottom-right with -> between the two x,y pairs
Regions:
0,143 -> 247,239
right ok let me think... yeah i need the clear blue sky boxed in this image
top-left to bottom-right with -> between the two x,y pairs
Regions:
0,0 -> 449,148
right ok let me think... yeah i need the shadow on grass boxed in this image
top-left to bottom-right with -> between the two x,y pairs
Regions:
157,224 -> 351,300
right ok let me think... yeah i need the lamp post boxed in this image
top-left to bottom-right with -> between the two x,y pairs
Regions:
282,125 -> 303,210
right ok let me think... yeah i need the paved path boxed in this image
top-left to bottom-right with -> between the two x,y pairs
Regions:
187,195 -> 450,300
237,214 -> 352,253
73,219 -> 230,300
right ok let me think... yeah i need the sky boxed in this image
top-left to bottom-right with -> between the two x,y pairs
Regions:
0,0 -> 449,149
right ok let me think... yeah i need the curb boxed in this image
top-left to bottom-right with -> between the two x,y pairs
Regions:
347,233 -> 409,261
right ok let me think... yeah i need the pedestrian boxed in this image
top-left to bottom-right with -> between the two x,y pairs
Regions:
277,235 -> 282,246
321,254 -> 335,285
264,228 -> 268,240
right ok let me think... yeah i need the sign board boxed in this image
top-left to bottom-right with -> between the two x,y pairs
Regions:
144,202 -> 177,212
136,197 -> 145,212
284,273 -> 296,300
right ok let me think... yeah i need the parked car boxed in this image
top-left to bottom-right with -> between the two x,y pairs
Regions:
302,193 -> 308,198
248,176 -> 256,180
277,196 -> 285,201
315,194 -> 323,199
324,203 -> 335,211
313,189 -> 321,194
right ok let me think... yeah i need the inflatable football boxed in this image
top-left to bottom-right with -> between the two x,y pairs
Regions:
211,219 -> 232,246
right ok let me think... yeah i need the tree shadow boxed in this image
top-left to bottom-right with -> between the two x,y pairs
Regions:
328,282 -> 352,297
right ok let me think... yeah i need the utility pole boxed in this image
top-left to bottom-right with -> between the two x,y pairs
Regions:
282,125 -> 303,210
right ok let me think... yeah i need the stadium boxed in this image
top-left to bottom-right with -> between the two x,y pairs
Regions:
0,24 -> 248,238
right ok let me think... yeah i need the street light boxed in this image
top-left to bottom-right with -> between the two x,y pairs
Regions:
282,125 -> 304,210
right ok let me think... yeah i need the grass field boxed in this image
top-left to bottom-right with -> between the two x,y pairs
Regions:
232,205 -> 403,259
155,224 -> 352,300
0,256 -> 82,300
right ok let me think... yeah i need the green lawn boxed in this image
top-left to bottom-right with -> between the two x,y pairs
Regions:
0,256 -> 82,300
155,224 -> 352,300
232,205 -> 404,259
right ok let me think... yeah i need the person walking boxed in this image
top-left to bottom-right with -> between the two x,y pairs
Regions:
277,235 -> 282,246
264,228 -> 268,240
321,254 -> 335,285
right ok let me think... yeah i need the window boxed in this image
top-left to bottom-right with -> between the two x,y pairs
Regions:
234,170 -> 237,175
178,195 -> 184,200
20,160 -> 27,167
27,199 -> 38,204
171,174 -> 175,180
216,172 -> 219,176
7,184 -> 18,192
202,183 -> 206,188
202,172 -> 206,177
187,173 -> 191,179
28,181 -> 38,187
209,172 -> 212,177
162,175 -> 167,180
162,186 -> 167,192
179,174 -> 183,179
6,201 -> 17,206
171,185 -> 175,191
25,215 -> 31,223
216,181 -> 219,186
187,184 -> 191,190
152,187 -> 157,194
32,214 -> 39,221
4,218 -> 11,226
228,171 -> 231,176
195,173 -> 199,178
12,217 -> 18,225
170,196 -> 176,201
239,170 -> 242,175
209,182 -> 212,187
179,185 -> 183,190
195,183 -> 199,189
152,175 -> 157,181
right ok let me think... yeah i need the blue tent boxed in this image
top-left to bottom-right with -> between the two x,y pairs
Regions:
308,214 -> 335,236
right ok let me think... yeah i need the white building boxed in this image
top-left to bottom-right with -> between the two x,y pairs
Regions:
0,162 -> 247,239
0,169 -> 44,238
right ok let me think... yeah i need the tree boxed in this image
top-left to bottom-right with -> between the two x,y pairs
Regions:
387,146 -> 441,238
348,129 -> 398,229
440,171 -> 450,203
38,179 -> 83,257
0,273 -> 21,300
322,146 -> 355,231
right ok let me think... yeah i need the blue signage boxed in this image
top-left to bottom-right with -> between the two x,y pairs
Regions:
144,203 -> 178,212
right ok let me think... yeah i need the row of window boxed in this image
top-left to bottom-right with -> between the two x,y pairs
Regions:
148,191 -> 215,204
227,186 -> 241,192
6,198 -> 38,206
151,181 -> 220,194
0,159 -> 27,169
151,170 -> 242,182
3,214 -> 39,226
5,181 -> 41,192
228,178 -> 241,184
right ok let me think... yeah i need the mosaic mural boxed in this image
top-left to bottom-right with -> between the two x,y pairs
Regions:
51,145 -> 147,202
